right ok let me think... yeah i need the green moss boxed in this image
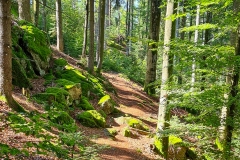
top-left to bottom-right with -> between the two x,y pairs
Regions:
56,79 -> 76,88
215,137 -> 223,151
123,128 -> 132,137
32,93 -> 56,104
54,58 -> 68,67
77,110 -> 106,128
154,135 -> 183,155
12,58 -> 32,88
19,21 -> 51,62
105,128 -> 118,137
77,96 -> 94,110
98,110 -> 107,118
49,110 -> 74,125
0,96 -> 7,102
127,118 -> 149,131
45,87 -> 72,105
98,95 -> 111,104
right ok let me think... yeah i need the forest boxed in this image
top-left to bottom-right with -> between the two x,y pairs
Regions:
0,0 -> 240,159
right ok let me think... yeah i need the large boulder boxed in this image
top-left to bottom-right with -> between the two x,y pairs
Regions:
77,110 -> 106,128
98,95 -> 115,114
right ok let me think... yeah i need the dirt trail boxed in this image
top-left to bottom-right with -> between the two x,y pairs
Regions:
89,72 -> 161,160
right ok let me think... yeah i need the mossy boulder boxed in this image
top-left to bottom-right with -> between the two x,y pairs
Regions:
123,127 -> 132,137
104,128 -> 118,137
154,135 -> 188,160
19,21 -> 51,75
98,95 -> 115,115
77,96 -> 94,110
55,66 -> 105,97
45,87 -> 73,106
126,117 -> 149,131
77,110 -> 106,128
12,57 -> 32,88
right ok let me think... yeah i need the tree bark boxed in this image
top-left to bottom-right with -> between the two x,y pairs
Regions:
0,0 -> 23,111
144,0 -> 161,95
88,0 -> 94,73
96,0 -> 105,72
157,0 -> 174,159
56,0 -> 64,51
42,0 -> 47,32
33,0 -> 39,27
191,5 -> 200,92
82,0 -> 89,58
18,0 -> 31,22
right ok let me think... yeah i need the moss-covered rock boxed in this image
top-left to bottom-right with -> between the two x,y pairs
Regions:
98,95 -> 115,115
154,135 -> 188,160
12,57 -> 31,88
15,21 -> 51,76
123,127 -> 132,137
104,128 -> 118,137
77,110 -> 106,128
32,93 -> 56,104
77,96 -> 94,110
45,87 -> 72,106
126,117 -> 149,131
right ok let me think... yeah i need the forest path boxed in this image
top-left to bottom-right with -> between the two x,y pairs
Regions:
91,72 -> 162,160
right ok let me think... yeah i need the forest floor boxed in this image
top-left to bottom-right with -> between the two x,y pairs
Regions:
0,48 -> 163,159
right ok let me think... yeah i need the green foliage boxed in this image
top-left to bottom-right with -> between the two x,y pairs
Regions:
45,87 -> 72,105
103,48 -> 146,84
78,96 -> 94,110
0,143 -> 22,159
54,58 -> 68,67
77,110 -> 106,128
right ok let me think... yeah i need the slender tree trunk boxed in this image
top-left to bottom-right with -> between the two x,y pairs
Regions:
201,11 -> 212,91
144,0 -> 161,95
82,0 -> 89,58
96,0 -> 106,72
18,0 -> 31,22
88,0 -> 94,73
157,0 -> 174,159
95,0 -> 100,63
0,0 -> 23,111
220,1 -> 240,157
42,0 -> 47,32
33,0 -> 39,27
56,0 -> 64,51
191,5 -> 200,91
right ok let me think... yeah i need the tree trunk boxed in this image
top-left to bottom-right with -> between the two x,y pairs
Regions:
221,1 -> 240,157
82,0 -> 89,58
0,0 -> 23,111
95,0 -> 100,63
42,0 -> 47,32
157,0 -> 174,159
191,5 -> 200,92
56,0 -> 64,51
144,0 -> 161,95
88,0 -> 94,73
18,0 -> 31,22
96,0 -> 105,72
33,0 -> 39,27
201,11 -> 212,91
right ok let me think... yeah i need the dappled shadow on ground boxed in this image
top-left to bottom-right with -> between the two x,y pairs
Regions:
99,146 -> 152,160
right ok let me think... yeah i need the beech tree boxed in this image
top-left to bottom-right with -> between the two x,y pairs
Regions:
156,0 -> 174,158
18,0 -> 31,22
33,0 -> 39,26
82,0 -> 89,58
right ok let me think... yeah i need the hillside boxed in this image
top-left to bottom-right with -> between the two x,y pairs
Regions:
0,20 -> 162,159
